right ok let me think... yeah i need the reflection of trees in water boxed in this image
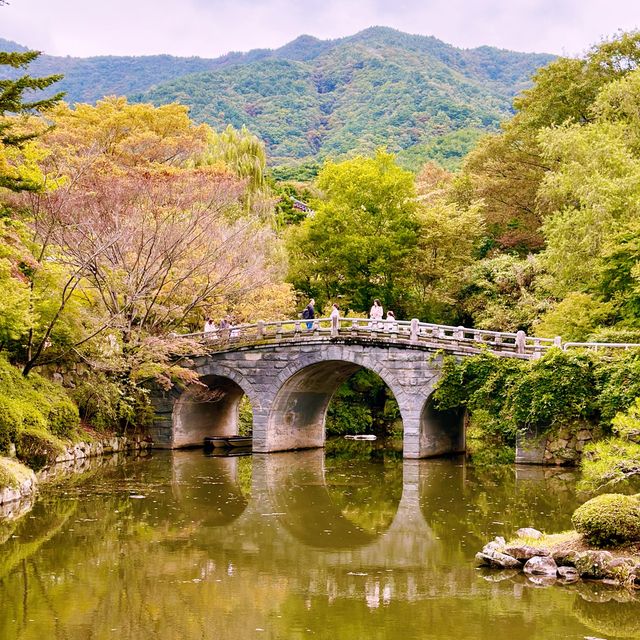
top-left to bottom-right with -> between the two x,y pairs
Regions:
0,449 -> 622,640
419,461 -> 583,558
324,440 -> 403,535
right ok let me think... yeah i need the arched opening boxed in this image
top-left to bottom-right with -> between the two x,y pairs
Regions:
419,396 -> 465,457
265,360 -> 403,452
172,374 -> 253,448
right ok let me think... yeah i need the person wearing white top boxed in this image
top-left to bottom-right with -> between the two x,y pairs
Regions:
203,317 -> 217,340
385,310 -> 397,332
369,299 -> 383,329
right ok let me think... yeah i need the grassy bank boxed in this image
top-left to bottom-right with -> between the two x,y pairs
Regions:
0,355 -> 81,470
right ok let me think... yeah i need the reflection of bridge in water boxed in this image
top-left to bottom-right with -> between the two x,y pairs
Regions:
172,450 -> 440,565
168,449 -> 580,599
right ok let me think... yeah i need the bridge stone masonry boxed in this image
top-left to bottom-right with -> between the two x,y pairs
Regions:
149,316 -> 640,460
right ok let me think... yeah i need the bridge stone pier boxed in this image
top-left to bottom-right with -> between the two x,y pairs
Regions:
150,340 -> 464,459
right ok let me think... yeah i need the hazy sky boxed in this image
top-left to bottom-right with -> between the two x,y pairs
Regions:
1,0 -> 638,58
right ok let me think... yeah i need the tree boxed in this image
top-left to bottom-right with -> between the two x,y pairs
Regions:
2,100 -> 288,376
0,48 -> 63,191
286,151 -> 419,314
459,31 -> 640,254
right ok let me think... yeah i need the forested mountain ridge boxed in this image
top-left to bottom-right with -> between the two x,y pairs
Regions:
0,28 -> 555,165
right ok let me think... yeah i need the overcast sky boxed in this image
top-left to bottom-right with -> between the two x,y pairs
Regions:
1,0 -> 638,58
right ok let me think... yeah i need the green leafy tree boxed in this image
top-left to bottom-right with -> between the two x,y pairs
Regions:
287,151 -> 419,313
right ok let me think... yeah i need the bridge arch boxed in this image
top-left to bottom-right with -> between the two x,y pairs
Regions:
257,350 -> 412,454
171,364 -> 259,448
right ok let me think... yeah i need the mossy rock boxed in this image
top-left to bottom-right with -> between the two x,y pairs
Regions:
15,428 -> 66,470
572,493 -> 640,547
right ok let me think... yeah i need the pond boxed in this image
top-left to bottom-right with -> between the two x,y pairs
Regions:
0,439 -> 638,639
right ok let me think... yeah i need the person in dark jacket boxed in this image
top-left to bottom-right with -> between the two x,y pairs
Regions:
302,298 -> 315,329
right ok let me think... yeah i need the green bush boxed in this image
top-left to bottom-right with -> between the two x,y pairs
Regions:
579,438 -> 640,492
611,397 -> 640,443
47,397 -> 80,438
596,351 -> 640,423
0,355 -> 80,465
0,395 -> 22,454
15,427 -> 67,470
572,493 -> 640,547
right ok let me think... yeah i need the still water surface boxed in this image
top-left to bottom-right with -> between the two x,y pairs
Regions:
1,440 -> 638,639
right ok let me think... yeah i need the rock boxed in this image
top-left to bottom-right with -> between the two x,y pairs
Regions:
523,555 -> 558,576
475,550 -> 522,569
557,566 -> 579,583
574,551 -> 614,579
516,527 -> 543,540
504,544 -> 551,562
553,549 -> 580,567
577,429 -> 592,441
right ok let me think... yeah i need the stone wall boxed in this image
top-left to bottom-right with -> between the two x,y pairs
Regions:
516,424 -> 601,466
0,435 -> 152,510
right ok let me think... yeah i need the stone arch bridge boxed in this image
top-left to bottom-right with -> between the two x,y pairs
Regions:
150,317 -> 562,459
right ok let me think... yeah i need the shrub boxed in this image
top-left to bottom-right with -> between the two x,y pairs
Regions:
612,397 -> 640,443
0,395 -> 22,454
15,427 -> 66,470
596,351 -> 640,423
572,493 -> 640,547
579,439 -> 640,492
47,398 -> 80,438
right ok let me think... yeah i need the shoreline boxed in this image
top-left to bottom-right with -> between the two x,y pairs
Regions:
476,528 -> 640,590
0,435 -> 152,518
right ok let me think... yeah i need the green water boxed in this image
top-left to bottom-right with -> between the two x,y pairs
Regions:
0,441 -> 638,639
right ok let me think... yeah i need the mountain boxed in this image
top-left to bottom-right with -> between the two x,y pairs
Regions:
0,29 -> 555,167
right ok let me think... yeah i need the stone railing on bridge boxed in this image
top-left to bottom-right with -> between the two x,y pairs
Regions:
181,317 -> 557,359
181,317 -> 640,359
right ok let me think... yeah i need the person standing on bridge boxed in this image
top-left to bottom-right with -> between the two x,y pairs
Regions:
203,317 -> 217,340
302,298 -> 315,330
385,310 -> 397,332
369,299 -> 383,329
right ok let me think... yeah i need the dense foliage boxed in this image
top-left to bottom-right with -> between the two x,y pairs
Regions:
137,28 -> 553,166
432,349 -> 640,466
0,354 -> 79,465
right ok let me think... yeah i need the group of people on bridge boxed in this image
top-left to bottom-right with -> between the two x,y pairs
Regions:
302,298 -> 397,330
203,316 -> 239,339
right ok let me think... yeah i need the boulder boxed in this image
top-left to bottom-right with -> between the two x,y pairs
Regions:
480,536 -> 506,555
516,527 -> 543,540
523,555 -> 558,576
574,550 -> 614,579
504,544 -> 551,562
553,549 -> 580,567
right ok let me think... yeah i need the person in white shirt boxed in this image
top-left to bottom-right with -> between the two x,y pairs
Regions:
203,317 -> 217,340
385,310 -> 397,332
369,299 -> 383,329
